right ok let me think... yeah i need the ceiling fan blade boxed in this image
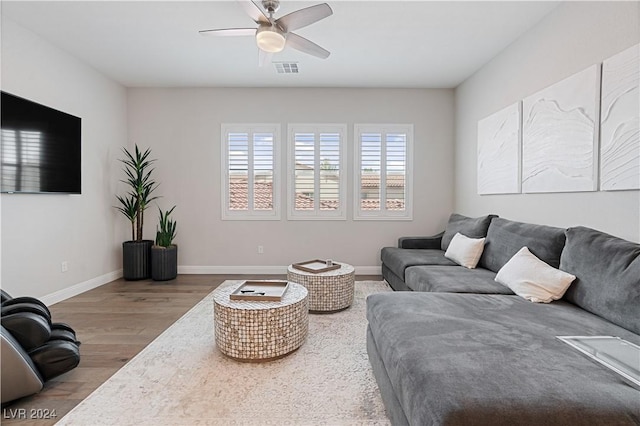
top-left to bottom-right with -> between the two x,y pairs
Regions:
258,50 -> 273,67
276,3 -> 333,32
238,0 -> 270,24
286,32 -> 330,59
199,28 -> 256,37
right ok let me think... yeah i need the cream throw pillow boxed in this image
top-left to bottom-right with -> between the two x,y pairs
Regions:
495,246 -> 576,303
444,232 -> 485,269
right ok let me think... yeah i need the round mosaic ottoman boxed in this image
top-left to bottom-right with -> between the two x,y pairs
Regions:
287,262 -> 355,313
213,281 -> 308,362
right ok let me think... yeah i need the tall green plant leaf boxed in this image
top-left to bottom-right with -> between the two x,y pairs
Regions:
115,194 -> 138,241
114,144 -> 159,241
155,206 -> 177,247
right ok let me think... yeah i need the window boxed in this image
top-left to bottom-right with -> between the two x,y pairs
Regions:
354,124 -> 413,220
221,124 -> 280,220
287,124 -> 347,220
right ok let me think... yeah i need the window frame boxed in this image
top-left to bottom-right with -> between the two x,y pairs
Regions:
353,124 -> 414,221
287,123 -> 348,221
221,123 -> 281,221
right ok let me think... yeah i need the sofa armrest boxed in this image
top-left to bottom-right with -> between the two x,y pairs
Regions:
398,232 -> 444,249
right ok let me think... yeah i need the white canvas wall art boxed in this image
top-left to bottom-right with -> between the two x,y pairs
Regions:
477,102 -> 521,195
522,65 -> 600,193
600,44 -> 640,191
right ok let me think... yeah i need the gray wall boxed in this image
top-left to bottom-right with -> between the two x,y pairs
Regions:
1,17 -> 128,300
127,88 -> 454,272
454,1 -> 640,242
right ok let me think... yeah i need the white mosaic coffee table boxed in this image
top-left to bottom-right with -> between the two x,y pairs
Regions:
287,262 -> 355,313
213,280 -> 309,362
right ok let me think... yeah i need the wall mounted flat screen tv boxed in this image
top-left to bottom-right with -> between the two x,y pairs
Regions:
1,91 -> 81,194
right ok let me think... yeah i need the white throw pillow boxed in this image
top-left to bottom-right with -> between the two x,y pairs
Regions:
444,232 -> 486,269
495,246 -> 576,303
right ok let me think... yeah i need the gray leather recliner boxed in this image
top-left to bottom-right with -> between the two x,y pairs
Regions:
1,290 -> 81,403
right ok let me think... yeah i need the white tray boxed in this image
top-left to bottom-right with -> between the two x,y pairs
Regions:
557,336 -> 640,390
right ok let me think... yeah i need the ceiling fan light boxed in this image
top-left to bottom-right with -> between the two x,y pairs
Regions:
256,26 -> 286,53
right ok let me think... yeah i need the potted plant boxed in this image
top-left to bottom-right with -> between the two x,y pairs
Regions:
151,206 -> 177,281
115,145 -> 159,280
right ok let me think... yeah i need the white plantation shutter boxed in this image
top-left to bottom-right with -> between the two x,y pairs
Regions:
354,124 -> 413,220
221,124 -> 280,220
360,132 -> 382,210
288,124 -> 347,220
294,132 -> 315,211
227,132 -> 249,210
319,133 -> 341,211
253,132 -> 274,211
385,133 -> 407,211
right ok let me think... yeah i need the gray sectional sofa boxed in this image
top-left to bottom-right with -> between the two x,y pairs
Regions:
368,214 -> 640,425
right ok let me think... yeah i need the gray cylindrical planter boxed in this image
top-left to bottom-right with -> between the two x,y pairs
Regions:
122,240 -> 153,280
151,245 -> 178,281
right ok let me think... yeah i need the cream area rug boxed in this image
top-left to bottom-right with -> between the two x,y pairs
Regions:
57,281 -> 392,425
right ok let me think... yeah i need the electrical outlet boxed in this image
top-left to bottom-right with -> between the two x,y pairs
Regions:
257,245 -> 264,254
61,261 -> 68,272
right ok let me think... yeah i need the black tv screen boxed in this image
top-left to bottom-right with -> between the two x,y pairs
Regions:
1,92 -> 81,194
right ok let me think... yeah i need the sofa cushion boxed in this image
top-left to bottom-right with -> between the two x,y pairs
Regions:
561,226 -> 640,334
441,213 -> 496,251
479,218 -> 566,273
444,233 -> 485,269
496,247 -> 576,303
380,247 -> 455,280
366,292 -> 640,426
405,265 -> 513,294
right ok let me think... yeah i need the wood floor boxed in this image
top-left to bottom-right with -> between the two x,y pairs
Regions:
2,273 -> 381,425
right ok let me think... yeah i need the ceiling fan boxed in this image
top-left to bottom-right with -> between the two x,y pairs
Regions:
199,0 -> 333,65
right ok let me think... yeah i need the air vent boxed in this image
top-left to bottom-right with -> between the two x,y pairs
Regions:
274,62 -> 299,74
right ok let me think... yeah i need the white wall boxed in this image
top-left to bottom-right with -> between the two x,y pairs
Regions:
454,1 -> 640,242
127,88 -> 454,272
1,17 -> 128,300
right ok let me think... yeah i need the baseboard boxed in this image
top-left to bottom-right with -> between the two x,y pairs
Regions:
41,269 -> 123,306
40,265 -> 382,306
178,265 -> 287,274
178,265 -> 382,275
354,266 -> 382,275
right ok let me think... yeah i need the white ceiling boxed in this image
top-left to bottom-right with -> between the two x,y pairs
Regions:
1,1 -> 559,88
